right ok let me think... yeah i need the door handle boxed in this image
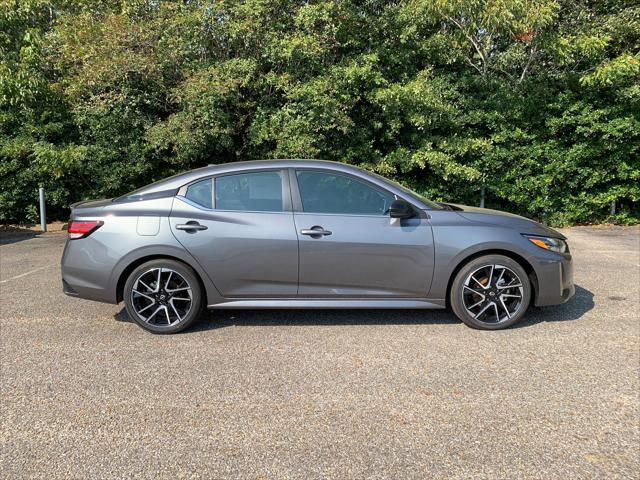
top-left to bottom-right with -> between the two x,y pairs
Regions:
176,222 -> 208,231
300,226 -> 332,237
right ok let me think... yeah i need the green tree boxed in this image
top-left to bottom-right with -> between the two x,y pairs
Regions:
0,0 -> 638,224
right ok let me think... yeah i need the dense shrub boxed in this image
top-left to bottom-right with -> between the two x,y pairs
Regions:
1,0 -> 638,225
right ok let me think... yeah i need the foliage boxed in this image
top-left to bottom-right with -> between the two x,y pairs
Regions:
1,0 -> 638,224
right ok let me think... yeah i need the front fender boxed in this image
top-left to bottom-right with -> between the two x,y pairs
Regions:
427,212 -> 552,301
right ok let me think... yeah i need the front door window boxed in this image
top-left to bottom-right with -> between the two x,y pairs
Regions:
296,170 -> 395,215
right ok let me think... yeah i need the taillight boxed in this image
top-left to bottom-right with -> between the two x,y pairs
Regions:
67,220 -> 104,240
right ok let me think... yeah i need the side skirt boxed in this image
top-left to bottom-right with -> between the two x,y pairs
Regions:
207,298 -> 446,309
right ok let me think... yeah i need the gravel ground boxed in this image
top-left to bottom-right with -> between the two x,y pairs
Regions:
1,226 -> 638,479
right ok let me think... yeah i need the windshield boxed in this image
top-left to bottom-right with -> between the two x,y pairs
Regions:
368,172 -> 444,210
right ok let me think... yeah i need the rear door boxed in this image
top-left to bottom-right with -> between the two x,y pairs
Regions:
292,169 -> 435,297
170,169 -> 298,297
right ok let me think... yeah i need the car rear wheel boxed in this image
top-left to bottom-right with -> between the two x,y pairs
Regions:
124,259 -> 203,334
450,255 -> 531,330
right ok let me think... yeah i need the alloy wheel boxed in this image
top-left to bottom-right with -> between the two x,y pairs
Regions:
130,268 -> 193,326
461,264 -> 524,324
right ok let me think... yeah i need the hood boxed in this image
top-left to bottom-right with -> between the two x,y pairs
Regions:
442,203 -> 566,239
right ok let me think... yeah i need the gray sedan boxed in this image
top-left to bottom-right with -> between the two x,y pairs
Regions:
61,159 -> 574,333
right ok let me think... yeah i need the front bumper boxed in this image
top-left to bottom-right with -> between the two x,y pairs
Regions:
533,253 -> 575,306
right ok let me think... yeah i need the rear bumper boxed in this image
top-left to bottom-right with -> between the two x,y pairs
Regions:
62,278 -> 79,297
61,237 -> 119,304
533,253 -> 575,306
61,275 -> 117,304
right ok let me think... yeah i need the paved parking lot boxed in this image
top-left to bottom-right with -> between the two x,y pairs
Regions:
1,226 -> 638,479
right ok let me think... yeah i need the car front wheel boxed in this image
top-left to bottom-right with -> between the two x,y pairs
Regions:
450,254 -> 531,330
123,259 -> 203,334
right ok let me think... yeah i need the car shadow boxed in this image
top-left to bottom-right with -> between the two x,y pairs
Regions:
0,229 -> 39,245
513,285 -> 594,328
113,284 -> 594,333
206,285 -> 595,332
192,308 -> 459,332
113,306 -> 459,330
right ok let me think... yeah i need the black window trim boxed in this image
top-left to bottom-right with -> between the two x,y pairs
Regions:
289,168 -> 402,217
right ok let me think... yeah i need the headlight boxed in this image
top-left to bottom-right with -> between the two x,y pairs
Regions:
523,235 -> 568,253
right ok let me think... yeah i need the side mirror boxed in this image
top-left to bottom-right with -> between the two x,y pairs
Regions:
389,199 -> 414,219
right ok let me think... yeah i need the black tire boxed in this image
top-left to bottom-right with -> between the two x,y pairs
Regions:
450,254 -> 531,330
123,259 -> 203,334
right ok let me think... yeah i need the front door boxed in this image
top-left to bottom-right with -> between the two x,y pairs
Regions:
292,169 -> 434,297
170,170 -> 298,297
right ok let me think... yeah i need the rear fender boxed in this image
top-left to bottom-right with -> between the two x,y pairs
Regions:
110,242 -> 224,305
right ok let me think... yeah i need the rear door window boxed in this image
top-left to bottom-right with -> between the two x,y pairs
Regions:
215,171 -> 283,212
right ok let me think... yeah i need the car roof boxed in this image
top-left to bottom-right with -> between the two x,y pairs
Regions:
125,159 -> 431,209
132,159 -> 363,195
208,159 -> 352,170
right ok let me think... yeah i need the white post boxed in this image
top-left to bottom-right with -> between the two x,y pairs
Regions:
39,187 -> 47,232
479,187 -> 485,208
610,200 -> 616,216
